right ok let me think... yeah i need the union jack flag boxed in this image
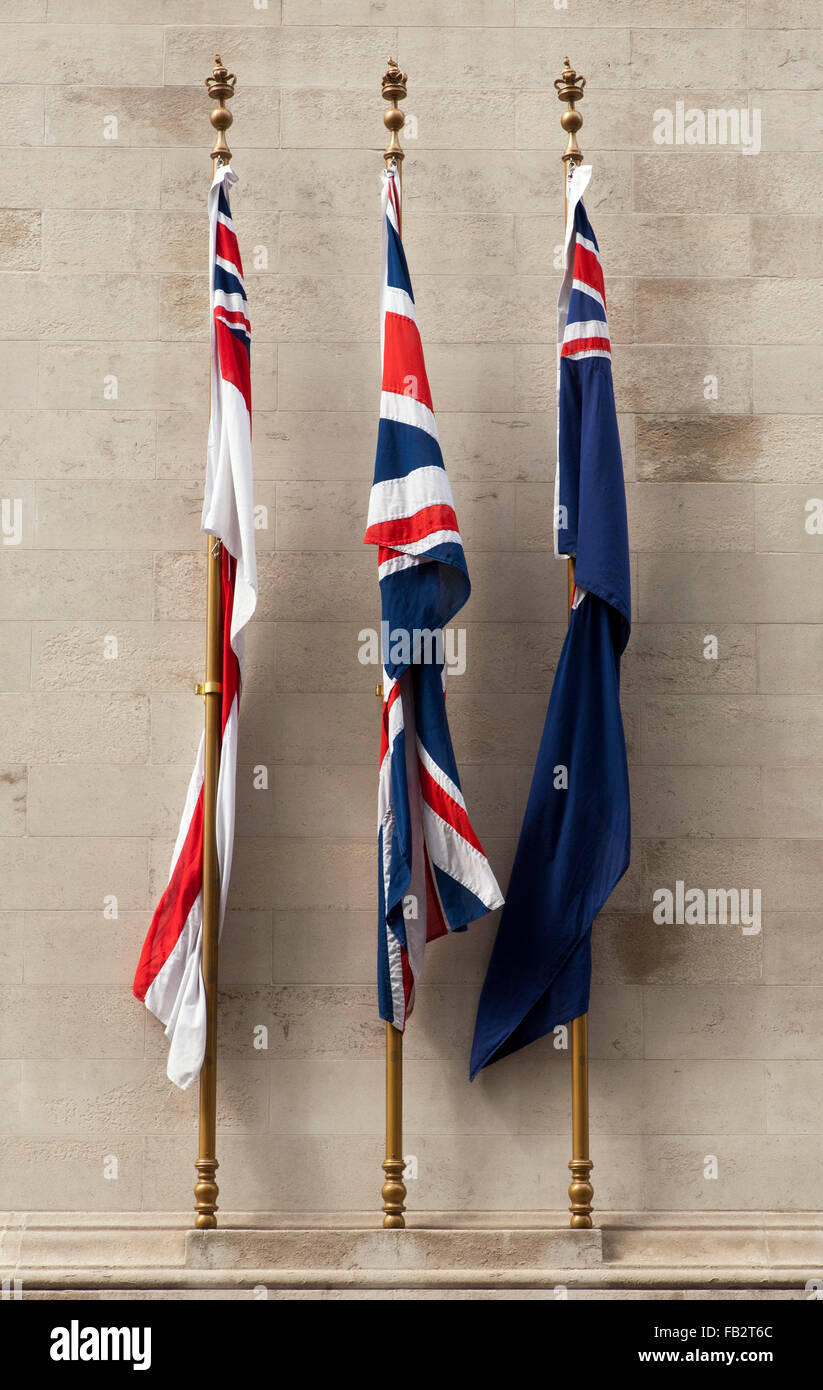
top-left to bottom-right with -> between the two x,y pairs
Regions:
133,165 -> 257,1089
365,167 -> 504,1031
559,191 -> 611,367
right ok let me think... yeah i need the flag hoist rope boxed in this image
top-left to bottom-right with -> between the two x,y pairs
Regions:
379,57 -> 409,1230
193,55 -> 235,1230
556,57 -> 595,1230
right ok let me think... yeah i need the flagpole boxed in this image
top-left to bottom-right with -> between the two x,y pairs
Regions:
192,55 -> 235,1231
555,57 -> 595,1230
379,57 -> 408,1231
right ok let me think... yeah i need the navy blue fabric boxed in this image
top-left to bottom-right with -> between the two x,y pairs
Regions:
217,185 -> 232,220
213,262 -> 246,301
379,551 -> 469,685
386,218 -> 414,300
557,360 -> 630,629
371,416 -> 444,485
470,324 -> 630,1078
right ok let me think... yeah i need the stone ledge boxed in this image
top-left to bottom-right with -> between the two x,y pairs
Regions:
4,1210 -> 823,1230
14,1288 -> 811,1301
1,1213 -> 821,1297
9,1210 -> 568,1232
2,1265 -> 819,1293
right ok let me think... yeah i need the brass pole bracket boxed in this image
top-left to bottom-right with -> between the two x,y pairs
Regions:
195,681 -> 223,698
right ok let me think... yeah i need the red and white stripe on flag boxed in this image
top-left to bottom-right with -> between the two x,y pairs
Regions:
133,165 -> 257,1089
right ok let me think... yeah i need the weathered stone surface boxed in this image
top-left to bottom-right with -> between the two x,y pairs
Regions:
3,2 -> 822,1226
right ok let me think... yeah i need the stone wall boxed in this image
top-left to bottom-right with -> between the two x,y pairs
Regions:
1,0 -> 821,1214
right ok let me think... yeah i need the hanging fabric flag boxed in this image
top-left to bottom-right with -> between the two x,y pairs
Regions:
133,165 -> 257,1090
364,166 -> 504,1032
470,163 -> 631,1079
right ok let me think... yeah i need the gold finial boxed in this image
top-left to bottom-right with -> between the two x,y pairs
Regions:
381,56 -> 407,171
554,56 -> 585,167
205,54 -> 236,170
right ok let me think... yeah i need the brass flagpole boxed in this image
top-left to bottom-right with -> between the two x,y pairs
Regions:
193,55 -> 235,1231
555,57 -> 594,1230
379,57 -> 408,1230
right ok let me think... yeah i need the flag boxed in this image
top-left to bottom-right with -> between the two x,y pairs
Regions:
364,166 -> 504,1031
133,165 -> 257,1089
470,164 -> 630,1078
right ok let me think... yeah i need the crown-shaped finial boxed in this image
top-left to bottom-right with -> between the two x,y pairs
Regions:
382,57 -> 407,96
206,55 -> 236,100
554,57 -> 586,105
205,55 -> 236,167
381,57 -> 408,171
554,57 -> 586,166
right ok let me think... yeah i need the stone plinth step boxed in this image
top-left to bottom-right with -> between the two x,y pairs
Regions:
0,1226 -> 186,1271
184,1226 -> 602,1272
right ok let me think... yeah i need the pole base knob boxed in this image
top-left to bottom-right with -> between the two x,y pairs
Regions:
568,1158 -> 594,1229
194,1159 -> 220,1230
381,1157 -> 407,1229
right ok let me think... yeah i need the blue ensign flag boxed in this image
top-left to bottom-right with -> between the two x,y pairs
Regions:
470,165 -> 631,1079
